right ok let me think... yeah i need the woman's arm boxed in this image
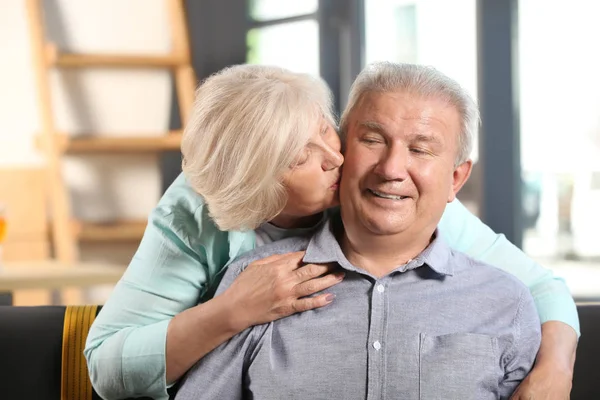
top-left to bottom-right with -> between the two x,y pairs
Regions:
439,199 -> 579,399
166,251 -> 341,384
173,257 -> 274,400
85,174 -> 342,400
509,321 -> 577,400
84,186 -> 216,400
439,199 -> 580,336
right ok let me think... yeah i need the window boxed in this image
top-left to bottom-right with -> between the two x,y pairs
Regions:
249,0 -> 318,21
246,1 -> 319,76
519,0 -> 600,299
247,20 -> 319,76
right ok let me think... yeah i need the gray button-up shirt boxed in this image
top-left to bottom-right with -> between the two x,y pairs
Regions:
176,215 -> 541,400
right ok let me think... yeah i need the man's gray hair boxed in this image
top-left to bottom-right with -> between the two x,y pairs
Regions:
340,62 -> 479,165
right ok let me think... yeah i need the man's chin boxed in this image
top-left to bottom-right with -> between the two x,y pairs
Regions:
368,227 -> 410,236
362,216 -> 413,237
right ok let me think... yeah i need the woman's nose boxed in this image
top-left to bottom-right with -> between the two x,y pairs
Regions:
322,148 -> 344,171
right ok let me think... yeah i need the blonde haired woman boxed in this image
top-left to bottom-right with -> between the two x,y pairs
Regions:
85,64 -> 578,400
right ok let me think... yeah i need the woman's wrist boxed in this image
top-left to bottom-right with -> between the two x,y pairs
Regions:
536,321 -> 577,374
535,349 -> 574,377
534,351 -> 573,377
166,293 -> 250,383
214,290 -> 250,334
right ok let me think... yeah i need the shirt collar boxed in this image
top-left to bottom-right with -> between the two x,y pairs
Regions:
414,231 -> 453,276
303,212 -> 453,277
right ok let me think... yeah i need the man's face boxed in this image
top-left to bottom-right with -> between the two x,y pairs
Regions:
340,91 -> 472,238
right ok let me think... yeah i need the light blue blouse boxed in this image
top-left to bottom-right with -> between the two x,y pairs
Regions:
84,173 -> 579,400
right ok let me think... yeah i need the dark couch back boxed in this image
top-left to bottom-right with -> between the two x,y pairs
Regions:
1,306 -> 66,400
571,303 -> 600,399
0,305 -> 155,400
0,303 -> 598,399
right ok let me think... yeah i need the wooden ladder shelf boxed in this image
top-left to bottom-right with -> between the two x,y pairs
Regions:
25,0 -> 196,262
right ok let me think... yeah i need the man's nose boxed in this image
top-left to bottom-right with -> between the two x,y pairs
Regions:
373,145 -> 409,181
322,147 -> 344,171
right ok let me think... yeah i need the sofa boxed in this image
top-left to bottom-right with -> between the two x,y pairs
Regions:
0,303 -> 598,399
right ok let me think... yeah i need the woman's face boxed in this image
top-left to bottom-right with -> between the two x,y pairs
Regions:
273,121 -> 344,227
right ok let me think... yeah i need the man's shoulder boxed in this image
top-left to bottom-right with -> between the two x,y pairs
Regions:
450,249 -> 531,298
228,236 -> 312,274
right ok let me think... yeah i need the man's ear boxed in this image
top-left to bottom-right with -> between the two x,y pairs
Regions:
447,159 -> 473,203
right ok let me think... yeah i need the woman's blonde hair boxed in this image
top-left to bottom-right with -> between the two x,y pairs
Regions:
181,64 -> 335,231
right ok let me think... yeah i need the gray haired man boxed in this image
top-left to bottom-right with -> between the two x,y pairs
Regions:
175,63 -> 541,400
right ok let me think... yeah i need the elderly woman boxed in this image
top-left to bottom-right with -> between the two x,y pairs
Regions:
85,65 -> 578,400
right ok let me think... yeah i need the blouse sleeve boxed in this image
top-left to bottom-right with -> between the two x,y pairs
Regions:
84,173 -> 239,400
439,199 -> 580,337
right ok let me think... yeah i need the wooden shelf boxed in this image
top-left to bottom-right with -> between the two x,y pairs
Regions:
36,132 -> 183,153
46,47 -> 187,69
26,0 -> 195,262
66,133 -> 182,153
0,261 -> 125,291
74,220 -> 148,242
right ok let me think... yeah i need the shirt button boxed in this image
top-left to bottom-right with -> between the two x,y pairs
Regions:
373,341 -> 382,350
376,284 -> 385,293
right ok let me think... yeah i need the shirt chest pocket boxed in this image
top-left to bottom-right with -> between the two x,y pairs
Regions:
419,333 -> 500,400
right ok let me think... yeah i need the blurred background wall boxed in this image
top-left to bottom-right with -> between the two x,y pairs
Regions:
1,0 -> 169,267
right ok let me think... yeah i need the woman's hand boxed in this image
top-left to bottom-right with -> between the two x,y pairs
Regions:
221,251 -> 344,331
510,321 -> 577,400
510,362 -> 572,400
166,251 -> 342,383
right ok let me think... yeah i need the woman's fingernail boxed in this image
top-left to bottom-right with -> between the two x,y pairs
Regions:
335,272 -> 345,280
325,293 -> 336,302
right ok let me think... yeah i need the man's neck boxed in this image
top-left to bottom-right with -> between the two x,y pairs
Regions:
341,227 -> 434,278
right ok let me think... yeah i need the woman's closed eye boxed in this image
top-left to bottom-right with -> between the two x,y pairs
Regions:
292,149 -> 311,167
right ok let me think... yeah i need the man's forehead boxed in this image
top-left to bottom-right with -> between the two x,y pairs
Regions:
357,90 -> 454,113
350,91 -> 460,134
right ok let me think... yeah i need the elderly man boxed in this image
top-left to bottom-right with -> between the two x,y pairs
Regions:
174,63 -> 542,400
